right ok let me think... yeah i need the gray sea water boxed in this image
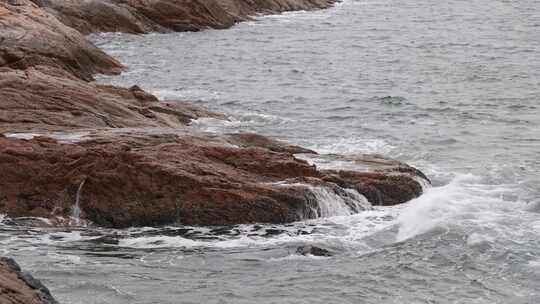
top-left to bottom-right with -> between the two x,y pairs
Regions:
2,0 -> 540,303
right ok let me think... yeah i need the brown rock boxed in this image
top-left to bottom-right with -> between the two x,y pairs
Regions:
38,0 -> 169,34
0,133 -> 427,228
0,0 -> 430,230
322,170 -> 424,206
0,0 -> 123,80
226,133 -> 317,154
0,66 -> 225,133
0,257 -> 58,304
36,0 -> 337,34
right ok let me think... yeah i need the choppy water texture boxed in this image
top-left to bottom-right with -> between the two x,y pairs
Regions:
3,0 -> 540,303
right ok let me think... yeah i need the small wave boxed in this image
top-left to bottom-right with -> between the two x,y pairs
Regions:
308,137 -> 396,156
506,104 -> 537,110
119,235 -> 201,249
326,106 -> 353,111
525,199 -> 540,213
528,259 -> 540,268
466,232 -> 495,247
256,8 -> 333,23
373,96 -> 408,106
325,115 -> 356,121
151,88 -> 220,102
190,112 -> 287,133
267,253 -> 331,262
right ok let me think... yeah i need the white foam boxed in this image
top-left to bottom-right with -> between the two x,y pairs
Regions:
191,112 -> 287,133
4,133 -> 40,140
151,88 -> 220,102
46,252 -> 83,265
528,259 -> 540,268
4,131 -> 90,143
309,137 -> 396,156
466,232 -> 495,246
119,236 -> 201,249
117,207 -> 398,251
305,185 -> 371,217
396,173 -> 531,242
267,254 -> 331,262
270,182 -> 372,217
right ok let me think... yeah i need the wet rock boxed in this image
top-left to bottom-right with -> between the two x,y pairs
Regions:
227,133 -> 317,154
321,170 -> 424,206
0,134 -> 316,227
37,0 -> 338,34
0,0 -> 123,81
0,1 -> 224,134
0,257 -> 58,304
0,133 -> 427,228
0,0 -> 429,229
0,217 -> 53,227
296,245 -> 333,257
0,66 -> 225,133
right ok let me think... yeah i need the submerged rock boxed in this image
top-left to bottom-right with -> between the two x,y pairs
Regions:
0,257 -> 58,304
296,245 -> 333,257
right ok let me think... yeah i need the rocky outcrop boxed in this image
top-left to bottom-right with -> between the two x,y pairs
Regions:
0,132 -> 427,228
227,133 -> 316,154
0,66 -> 225,133
33,0 -> 337,34
0,257 -> 58,304
0,0 -> 429,229
0,0 -> 122,81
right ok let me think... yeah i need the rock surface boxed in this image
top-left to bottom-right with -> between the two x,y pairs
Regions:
0,0 -> 122,81
34,0 -> 337,34
0,66 -> 225,133
0,132 -> 426,228
0,257 -> 58,304
0,0 -> 429,229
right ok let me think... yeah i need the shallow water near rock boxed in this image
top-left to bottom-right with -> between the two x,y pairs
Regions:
3,0 -> 540,302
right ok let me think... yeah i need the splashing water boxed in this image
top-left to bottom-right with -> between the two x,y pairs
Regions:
396,173 -> 531,243
71,178 -> 86,226
305,185 -> 372,217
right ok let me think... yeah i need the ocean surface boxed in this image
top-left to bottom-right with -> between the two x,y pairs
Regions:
2,0 -> 540,303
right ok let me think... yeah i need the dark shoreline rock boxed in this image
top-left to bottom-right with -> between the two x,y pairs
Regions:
34,0 -> 338,35
0,133 -> 427,228
0,257 -> 58,304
